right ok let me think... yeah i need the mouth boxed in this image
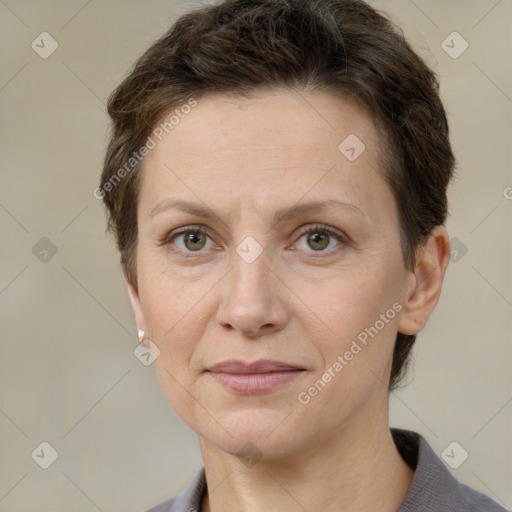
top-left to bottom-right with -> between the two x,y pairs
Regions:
205,359 -> 306,394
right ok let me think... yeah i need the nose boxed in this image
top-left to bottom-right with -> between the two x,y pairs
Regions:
216,249 -> 291,338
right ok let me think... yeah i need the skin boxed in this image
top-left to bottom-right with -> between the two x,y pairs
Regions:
125,88 -> 451,512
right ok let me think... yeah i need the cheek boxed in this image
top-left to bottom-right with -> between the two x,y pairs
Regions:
298,262 -> 401,387
140,271 -> 211,422
138,251 -> 211,333
301,262 -> 397,338
137,266 -> 211,378
296,289 -> 399,420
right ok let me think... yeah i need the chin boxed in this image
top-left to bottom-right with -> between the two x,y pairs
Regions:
198,408 -> 313,461
210,433 -> 306,463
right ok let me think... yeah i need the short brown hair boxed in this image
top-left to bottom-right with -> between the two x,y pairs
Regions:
100,0 -> 455,390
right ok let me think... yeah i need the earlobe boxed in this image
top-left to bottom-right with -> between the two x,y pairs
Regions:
123,270 -> 150,346
397,226 -> 451,336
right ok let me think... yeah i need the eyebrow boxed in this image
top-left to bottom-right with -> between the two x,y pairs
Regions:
149,198 -> 367,224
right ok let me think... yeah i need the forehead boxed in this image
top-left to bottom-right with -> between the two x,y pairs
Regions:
155,89 -> 378,159
138,89 -> 394,225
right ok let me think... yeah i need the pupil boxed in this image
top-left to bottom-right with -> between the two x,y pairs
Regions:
186,232 -> 205,250
309,232 -> 328,250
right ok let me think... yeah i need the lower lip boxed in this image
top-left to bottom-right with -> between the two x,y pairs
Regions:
208,370 -> 305,394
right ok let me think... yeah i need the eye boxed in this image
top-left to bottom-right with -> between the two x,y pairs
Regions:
161,223 -> 347,257
292,224 -> 346,254
163,226 -> 216,254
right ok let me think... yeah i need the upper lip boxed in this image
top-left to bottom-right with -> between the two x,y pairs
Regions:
206,360 -> 304,374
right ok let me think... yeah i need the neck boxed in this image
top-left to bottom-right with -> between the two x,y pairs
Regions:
198,399 -> 414,512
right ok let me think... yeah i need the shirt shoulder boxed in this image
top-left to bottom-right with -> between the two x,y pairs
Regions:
392,428 -> 508,512
141,495 -> 177,512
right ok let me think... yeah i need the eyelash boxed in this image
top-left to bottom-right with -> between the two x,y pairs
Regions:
160,223 -> 348,258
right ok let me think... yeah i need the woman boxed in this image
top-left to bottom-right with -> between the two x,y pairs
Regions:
98,0 -> 507,510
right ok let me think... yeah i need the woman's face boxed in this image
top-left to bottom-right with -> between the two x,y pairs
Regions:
128,89 -> 419,459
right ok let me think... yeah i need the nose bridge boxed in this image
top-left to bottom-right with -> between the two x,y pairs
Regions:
229,243 -> 274,311
232,244 -> 270,299
216,240 -> 289,336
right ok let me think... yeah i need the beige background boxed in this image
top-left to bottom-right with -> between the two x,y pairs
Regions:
1,0 -> 511,510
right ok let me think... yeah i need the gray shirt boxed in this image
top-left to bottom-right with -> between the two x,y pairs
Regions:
143,428 -> 508,511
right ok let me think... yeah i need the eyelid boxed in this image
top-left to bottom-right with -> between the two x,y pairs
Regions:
159,223 -> 212,241
292,223 -> 348,245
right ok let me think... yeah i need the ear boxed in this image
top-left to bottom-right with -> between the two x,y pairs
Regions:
123,269 -> 150,348
397,226 -> 451,335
